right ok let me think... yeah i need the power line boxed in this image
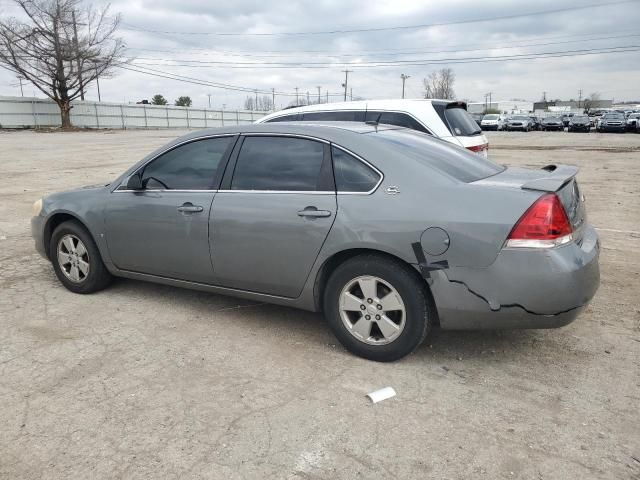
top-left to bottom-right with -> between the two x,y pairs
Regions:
128,45 -> 640,69
124,32 -> 640,59
120,1 -> 637,36
117,64 -> 345,97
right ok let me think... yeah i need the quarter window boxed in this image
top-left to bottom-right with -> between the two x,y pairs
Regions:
366,111 -> 430,134
141,137 -> 233,190
332,146 -> 381,193
231,136 -> 326,191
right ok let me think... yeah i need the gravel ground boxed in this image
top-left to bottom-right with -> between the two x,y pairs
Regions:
0,128 -> 639,479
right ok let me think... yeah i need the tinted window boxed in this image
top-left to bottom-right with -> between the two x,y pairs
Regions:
302,111 -> 365,122
445,107 -> 482,136
373,129 -> 504,183
332,146 -> 380,192
366,111 -> 430,134
265,114 -> 300,122
232,136 -> 325,191
141,137 -> 233,190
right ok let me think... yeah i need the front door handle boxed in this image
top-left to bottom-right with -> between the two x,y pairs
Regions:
177,202 -> 204,213
297,207 -> 332,218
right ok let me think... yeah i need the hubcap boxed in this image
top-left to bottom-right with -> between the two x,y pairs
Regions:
57,234 -> 90,283
338,275 -> 406,345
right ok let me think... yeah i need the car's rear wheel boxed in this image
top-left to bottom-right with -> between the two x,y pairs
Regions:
323,254 -> 433,362
50,220 -> 112,294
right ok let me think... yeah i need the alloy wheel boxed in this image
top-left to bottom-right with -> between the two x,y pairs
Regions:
57,234 -> 90,283
338,275 -> 406,345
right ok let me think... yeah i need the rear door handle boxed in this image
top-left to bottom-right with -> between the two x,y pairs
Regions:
177,202 -> 204,213
297,207 -> 332,218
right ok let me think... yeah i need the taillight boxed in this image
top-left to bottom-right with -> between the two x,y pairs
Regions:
506,193 -> 573,249
466,143 -> 488,153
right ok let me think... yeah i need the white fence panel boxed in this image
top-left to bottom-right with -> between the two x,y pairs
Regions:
0,95 -> 269,129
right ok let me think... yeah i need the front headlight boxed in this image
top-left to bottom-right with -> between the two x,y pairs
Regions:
32,198 -> 43,216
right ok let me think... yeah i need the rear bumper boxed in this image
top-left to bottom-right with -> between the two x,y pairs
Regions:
430,225 -> 600,330
31,215 -> 48,259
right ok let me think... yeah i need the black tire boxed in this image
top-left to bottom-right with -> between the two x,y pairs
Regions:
50,220 -> 112,294
323,254 -> 433,362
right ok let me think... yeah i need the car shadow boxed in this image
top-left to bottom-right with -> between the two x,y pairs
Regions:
107,278 -> 544,364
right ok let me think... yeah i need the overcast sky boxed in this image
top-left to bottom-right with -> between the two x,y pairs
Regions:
1,0 -> 639,109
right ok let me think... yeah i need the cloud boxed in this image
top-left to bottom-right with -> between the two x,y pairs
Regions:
1,0 -> 639,107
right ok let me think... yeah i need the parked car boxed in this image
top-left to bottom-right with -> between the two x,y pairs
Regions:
561,114 -> 574,127
471,113 -> 484,127
529,116 -> 541,131
505,115 -> 534,131
626,113 -> 640,131
597,112 -> 626,133
480,114 -> 506,131
256,99 -> 490,157
568,115 -> 591,132
31,123 -> 600,362
541,117 -> 564,131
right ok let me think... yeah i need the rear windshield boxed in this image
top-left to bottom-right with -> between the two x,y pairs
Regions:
483,114 -> 499,120
372,129 -> 504,183
443,107 -> 482,136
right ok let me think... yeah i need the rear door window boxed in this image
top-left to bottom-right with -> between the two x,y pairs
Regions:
332,146 -> 381,193
231,136 -> 328,191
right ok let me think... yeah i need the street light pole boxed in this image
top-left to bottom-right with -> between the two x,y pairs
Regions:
400,74 -> 410,99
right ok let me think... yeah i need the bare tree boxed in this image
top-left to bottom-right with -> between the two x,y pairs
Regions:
244,94 -> 273,111
423,68 -> 456,100
0,0 -> 126,128
583,92 -> 602,111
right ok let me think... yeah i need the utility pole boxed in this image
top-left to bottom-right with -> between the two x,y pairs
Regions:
341,69 -> 352,102
71,10 -> 85,101
578,89 -> 582,108
326,91 -> 329,103
271,88 -> 275,110
488,92 -> 492,110
317,86 -> 321,104
207,93 -> 212,108
254,90 -> 258,110
350,88 -> 353,101
542,91 -> 547,103
17,76 -> 24,97
96,68 -> 101,102
306,91 -> 310,105
484,93 -> 488,113
295,87 -> 299,106
400,73 -> 410,99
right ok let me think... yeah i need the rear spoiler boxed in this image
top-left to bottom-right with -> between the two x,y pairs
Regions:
521,165 -> 579,192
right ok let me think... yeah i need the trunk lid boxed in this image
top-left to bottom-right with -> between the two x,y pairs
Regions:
473,164 -> 586,242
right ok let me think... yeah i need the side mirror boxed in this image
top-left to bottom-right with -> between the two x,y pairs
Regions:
126,174 -> 143,190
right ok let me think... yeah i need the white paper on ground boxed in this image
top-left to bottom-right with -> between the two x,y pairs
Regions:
366,387 -> 396,403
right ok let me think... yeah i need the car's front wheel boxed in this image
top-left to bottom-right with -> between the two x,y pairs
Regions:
323,254 -> 433,362
50,220 -> 112,294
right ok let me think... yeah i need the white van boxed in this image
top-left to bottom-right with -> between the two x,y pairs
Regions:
255,99 -> 489,156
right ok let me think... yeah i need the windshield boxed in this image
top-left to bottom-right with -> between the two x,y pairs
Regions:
444,107 -> 482,136
572,116 -> 589,121
483,114 -> 498,120
544,117 -> 561,122
373,129 -> 504,183
511,115 -> 529,120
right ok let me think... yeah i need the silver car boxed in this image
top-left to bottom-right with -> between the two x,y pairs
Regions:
31,123 -> 600,361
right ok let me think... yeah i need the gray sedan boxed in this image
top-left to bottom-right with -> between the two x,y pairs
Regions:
31,123 -> 600,361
